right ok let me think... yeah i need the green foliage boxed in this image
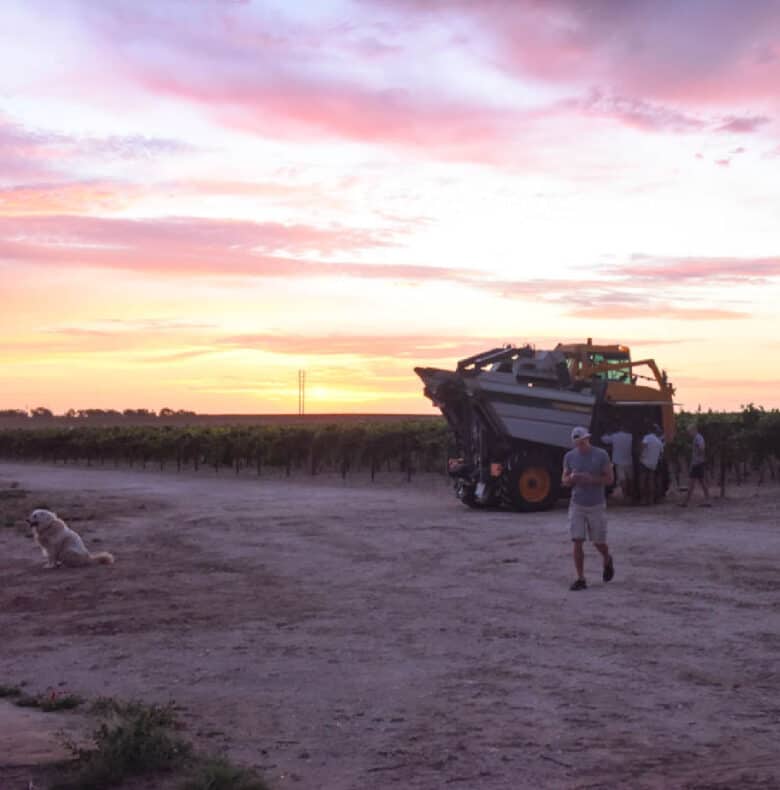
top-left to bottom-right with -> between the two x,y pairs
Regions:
181,756 -> 270,790
54,701 -> 190,790
0,418 -> 450,480
12,689 -> 84,710
666,406 -> 780,492
39,692 -> 84,711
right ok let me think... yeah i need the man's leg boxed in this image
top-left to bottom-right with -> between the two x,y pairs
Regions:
700,476 -> 710,500
594,542 -> 614,582
620,469 -> 633,503
573,539 -> 585,579
649,468 -> 657,504
590,505 -> 613,582
683,468 -> 695,505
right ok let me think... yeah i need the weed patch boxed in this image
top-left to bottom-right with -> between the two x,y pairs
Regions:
12,689 -> 83,711
90,696 -> 179,726
181,756 -> 270,790
54,701 -> 190,790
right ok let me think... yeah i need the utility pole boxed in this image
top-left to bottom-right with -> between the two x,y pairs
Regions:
298,369 -> 306,416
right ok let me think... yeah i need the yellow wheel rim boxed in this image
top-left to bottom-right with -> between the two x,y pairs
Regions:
518,466 -> 551,503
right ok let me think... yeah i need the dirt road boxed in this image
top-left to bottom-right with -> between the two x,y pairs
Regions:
1,462 -> 779,789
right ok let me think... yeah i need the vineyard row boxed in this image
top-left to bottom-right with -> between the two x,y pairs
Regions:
0,421 -> 453,480
1,407 -> 779,489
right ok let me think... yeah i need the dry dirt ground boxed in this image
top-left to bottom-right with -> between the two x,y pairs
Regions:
1,461 -> 779,790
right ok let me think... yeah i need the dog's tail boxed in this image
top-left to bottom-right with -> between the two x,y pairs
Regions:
89,551 -> 115,565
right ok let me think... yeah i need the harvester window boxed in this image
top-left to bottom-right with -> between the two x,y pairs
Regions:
588,352 -> 632,383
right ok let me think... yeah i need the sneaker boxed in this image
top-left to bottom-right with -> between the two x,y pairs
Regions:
569,578 -> 587,591
603,555 -> 615,583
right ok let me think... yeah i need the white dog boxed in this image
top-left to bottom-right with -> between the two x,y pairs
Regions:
27,509 -> 115,568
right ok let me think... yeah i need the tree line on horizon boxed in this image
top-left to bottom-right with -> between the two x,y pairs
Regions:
0,407 -> 196,420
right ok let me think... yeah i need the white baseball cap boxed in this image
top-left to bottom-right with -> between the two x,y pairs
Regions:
571,426 -> 591,443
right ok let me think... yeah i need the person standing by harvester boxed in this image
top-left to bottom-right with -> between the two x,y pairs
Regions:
600,425 -> 634,502
681,422 -> 711,507
639,426 -> 664,505
562,426 -> 615,591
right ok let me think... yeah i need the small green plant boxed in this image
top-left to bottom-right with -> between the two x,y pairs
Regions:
89,696 -> 179,726
181,756 -> 270,790
0,684 -> 22,698
40,690 -> 84,711
11,689 -> 83,711
54,701 -> 190,790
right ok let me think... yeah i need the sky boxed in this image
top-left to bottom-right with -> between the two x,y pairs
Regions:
2,0 -> 779,414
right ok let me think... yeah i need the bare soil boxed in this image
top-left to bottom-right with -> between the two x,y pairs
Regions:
1,462 -> 779,790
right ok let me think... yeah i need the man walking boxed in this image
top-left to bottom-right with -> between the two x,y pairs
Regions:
562,426 -> 615,591
681,422 -> 711,507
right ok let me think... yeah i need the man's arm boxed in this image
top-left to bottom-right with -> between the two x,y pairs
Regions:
601,457 -> 615,486
562,458 -> 575,487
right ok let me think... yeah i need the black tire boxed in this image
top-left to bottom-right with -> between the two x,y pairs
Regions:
501,454 -> 560,512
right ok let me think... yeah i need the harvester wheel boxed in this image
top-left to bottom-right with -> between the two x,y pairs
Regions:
502,456 -> 560,512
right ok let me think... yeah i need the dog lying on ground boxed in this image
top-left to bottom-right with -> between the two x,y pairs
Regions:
27,508 -> 115,568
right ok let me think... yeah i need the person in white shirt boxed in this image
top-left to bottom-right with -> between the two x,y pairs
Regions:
639,428 -> 664,505
601,426 -> 634,502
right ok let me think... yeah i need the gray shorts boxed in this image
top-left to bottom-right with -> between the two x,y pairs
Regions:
615,463 -> 633,484
568,503 -> 608,543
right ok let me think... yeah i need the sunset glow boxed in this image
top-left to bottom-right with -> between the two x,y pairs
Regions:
2,0 -> 780,413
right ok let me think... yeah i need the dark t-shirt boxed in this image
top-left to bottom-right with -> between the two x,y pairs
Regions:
563,446 -> 611,507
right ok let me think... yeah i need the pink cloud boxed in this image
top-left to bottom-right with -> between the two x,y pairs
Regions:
0,213 -> 392,256
1,214 -> 768,323
26,1 -> 774,171
572,91 -> 706,134
716,115 -> 771,133
135,69 -> 521,161
613,255 -> 780,283
0,115 -> 192,182
388,0 -> 780,105
0,214 -> 484,282
110,5 -> 778,153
